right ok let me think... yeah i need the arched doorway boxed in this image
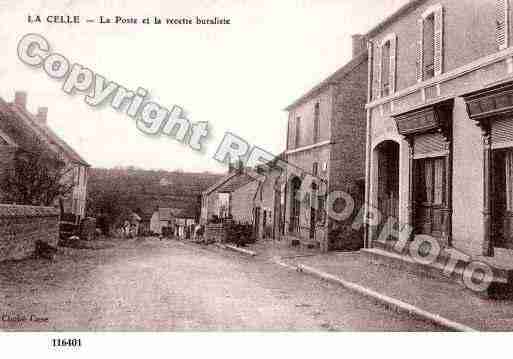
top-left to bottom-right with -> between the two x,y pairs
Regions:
375,140 -> 400,239
289,176 -> 302,233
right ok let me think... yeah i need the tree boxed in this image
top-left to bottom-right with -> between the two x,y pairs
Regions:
0,149 -> 74,206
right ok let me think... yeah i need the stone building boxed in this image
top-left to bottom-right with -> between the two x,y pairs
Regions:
252,159 -> 286,241
200,168 -> 259,225
364,0 -> 513,264
283,35 -> 368,252
0,92 -> 90,221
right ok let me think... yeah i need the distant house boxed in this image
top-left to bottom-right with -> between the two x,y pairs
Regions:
150,207 -> 174,234
149,206 -> 196,236
0,91 -> 90,221
201,167 -> 260,225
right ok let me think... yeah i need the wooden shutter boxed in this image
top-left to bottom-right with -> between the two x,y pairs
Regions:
433,158 -> 445,204
434,6 -> 444,76
497,0 -> 509,50
425,160 -> 433,203
416,19 -> 424,82
506,150 -> 513,211
491,117 -> 513,146
368,41 -> 374,101
375,44 -> 382,98
389,34 -> 397,94
413,132 -> 449,158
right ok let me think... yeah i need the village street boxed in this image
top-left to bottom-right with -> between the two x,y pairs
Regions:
0,238 -> 440,331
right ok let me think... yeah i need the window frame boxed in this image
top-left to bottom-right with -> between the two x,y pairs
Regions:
417,4 -> 444,82
295,116 -> 301,148
313,102 -> 320,143
376,33 -> 397,99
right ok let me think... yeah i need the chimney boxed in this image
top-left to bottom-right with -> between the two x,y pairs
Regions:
37,107 -> 48,124
14,91 -> 27,109
228,160 -> 244,173
351,34 -> 366,57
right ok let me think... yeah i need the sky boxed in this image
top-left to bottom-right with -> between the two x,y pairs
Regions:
0,0 -> 409,173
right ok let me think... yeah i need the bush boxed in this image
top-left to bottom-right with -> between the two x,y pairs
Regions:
328,223 -> 363,251
225,222 -> 255,246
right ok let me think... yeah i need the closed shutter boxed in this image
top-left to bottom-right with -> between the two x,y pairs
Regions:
416,19 -> 424,82
434,6 -> 444,76
497,0 -> 509,50
375,44 -> 382,99
491,117 -> 513,147
389,34 -> 397,94
413,132 -> 449,158
368,41 -> 374,101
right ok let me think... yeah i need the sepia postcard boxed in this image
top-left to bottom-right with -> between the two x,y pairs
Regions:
0,0 -> 512,356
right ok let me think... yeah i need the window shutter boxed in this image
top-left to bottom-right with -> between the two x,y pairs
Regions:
497,0 -> 509,50
368,41 -> 374,101
416,19 -> 424,82
389,34 -> 397,94
375,45 -> 382,98
434,6 -> 444,76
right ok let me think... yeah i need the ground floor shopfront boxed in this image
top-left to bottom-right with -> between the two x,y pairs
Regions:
366,73 -> 513,262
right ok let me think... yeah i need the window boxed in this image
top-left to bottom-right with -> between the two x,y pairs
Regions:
381,41 -> 391,96
423,14 -> 435,80
417,5 -> 443,82
375,33 -> 397,99
313,102 -> 320,143
295,116 -> 301,148
317,193 -> 326,224
419,157 -> 446,205
287,117 -> 291,149
497,0 -> 510,50
218,193 -> 230,218
312,162 -> 319,176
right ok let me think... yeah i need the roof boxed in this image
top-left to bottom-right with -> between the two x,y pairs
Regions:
284,50 -> 368,111
365,0 -> 428,38
203,171 -> 239,196
203,168 -> 262,195
0,98 -> 57,156
7,102 -> 90,166
157,206 -> 196,221
129,212 -> 141,221
217,173 -> 256,193
170,207 -> 196,219
0,127 -> 17,147
158,207 -> 173,221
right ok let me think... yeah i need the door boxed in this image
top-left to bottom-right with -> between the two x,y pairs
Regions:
492,148 -> 513,249
309,183 -> 318,239
376,141 -> 400,240
253,207 -> 261,239
289,177 -> 301,233
414,157 -> 448,238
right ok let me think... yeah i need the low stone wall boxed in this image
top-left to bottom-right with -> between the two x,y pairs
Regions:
0,204 -> 60,262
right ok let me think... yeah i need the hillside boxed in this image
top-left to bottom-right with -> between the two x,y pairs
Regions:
87,167 -> 225,221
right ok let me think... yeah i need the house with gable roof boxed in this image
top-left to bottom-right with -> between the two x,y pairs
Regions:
0,91 -> 90,221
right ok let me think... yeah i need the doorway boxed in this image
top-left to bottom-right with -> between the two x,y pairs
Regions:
289,176 -> 302,233
376,141 -> 400,239
413,156 -> 449,239
492,148 -> 513,249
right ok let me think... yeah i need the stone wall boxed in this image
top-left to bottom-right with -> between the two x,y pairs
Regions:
0,204 -> 59,262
